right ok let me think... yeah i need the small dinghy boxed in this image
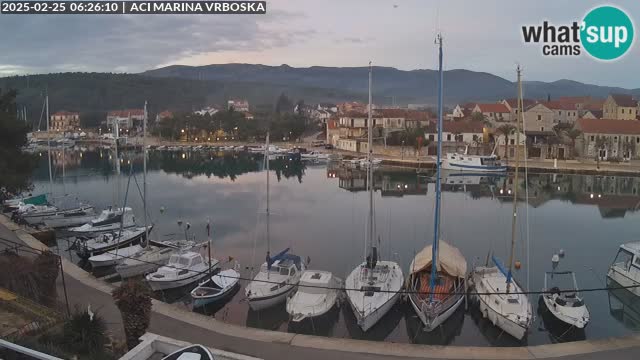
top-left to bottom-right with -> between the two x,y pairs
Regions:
161,344 -> 214,360
286,270 -> 342,322
88,244 -> 144,268
191,267 -> 241,308
541,271 -> 590,329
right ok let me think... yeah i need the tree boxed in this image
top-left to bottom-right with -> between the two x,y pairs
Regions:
0,88 -> 37,196
496,124 -> 516,161
112,280 -> 152,349
274,93 -> 293,114
566,128 -> 582,159
471,112 -> 484,123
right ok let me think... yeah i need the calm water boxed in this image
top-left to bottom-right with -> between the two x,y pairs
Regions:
30,146 -> 640,346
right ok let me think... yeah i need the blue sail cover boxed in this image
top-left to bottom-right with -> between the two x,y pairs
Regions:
267,247 -> 290,270
492,255 -> 512,284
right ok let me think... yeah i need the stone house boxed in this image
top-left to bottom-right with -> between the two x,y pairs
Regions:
575,118 -> 640,161
603,94 -> 638,120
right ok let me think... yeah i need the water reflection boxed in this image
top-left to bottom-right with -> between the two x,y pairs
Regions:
607,279 -> 640,331
31,148 -> 640,346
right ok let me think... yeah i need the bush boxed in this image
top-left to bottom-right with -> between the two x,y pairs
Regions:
62,307 -> 108,355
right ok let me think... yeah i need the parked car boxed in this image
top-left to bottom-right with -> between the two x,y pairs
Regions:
312,140 -> 325,147
324,144 -> 334,149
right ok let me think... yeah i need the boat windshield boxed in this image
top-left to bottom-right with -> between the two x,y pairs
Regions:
613,248 -> 634,271
480,158 -> 496,166
169,255 -> 191,266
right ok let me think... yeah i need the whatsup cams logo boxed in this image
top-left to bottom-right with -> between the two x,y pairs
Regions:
522,5 -> 634,60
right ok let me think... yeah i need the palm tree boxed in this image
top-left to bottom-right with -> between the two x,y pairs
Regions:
112,280 -> 152,349
496,124 -> 516,162
566,128 -> 582,159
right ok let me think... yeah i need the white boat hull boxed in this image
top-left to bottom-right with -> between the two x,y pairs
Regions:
89,245 -> 143,268
607,268 -> 640,297
349,289 -> 400,332
248,285 -> 295,311
44,214 -> 98,228
442,159 -> 507,173
147,271 -> 210,291
541,295 -> 589,329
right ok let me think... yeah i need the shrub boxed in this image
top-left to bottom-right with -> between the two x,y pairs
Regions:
112,280 -> 152,349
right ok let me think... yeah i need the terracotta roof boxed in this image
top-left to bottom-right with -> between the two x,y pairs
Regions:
475,103 -> 510,113
576,118 -> 640,135
586,110 -> 603,119
425,120 -> 484,134
158,110 -> 173,118
583,99 -> 605,111
51,111 -> 79,116
373,109 -> 430,120
610,94 -> 637,107
557,96 -> 592,103
543,101 -> 577,111
340,111 -> 369,118
108,109 -> 144,117
503,98 -> 536,109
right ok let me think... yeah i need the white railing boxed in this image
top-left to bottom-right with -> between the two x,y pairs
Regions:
0,338 -> 62,360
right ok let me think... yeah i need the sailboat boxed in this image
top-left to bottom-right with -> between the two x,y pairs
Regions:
469,65 -> 533,340
345,63 -> 404,332
245,134 -> 306,311
407,35 -> 468,331
17,94 -> 96,225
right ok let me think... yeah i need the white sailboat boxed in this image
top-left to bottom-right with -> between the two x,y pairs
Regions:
345,63 -> 404,332
245,134 -> 306,311
67,207 -> 136,234
76,226 -> 152,259
469,65 -> 533,340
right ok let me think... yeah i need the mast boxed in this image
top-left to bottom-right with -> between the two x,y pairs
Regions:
265,132 -> 270,278
46,92 -> 53,196
506,65 -> 523,292
367,62 -> 374,260
143,101 -> 148,246
429,34 -> 444,302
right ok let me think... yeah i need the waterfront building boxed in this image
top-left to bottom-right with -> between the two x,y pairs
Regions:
106,109 -> 144,130
603,94 -> 638,120
575,118 -> 640,161
471,103 -> 511,123
523,103 -> 554,133
227,99 -> 249,112
50,111 -> 80,132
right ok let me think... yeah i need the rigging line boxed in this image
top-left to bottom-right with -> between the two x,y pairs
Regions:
2,234 -> 637,297
519,64 -> 532,296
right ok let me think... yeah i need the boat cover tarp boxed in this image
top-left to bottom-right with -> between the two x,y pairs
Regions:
23,194 -> 47,205
409,240 -> 467,278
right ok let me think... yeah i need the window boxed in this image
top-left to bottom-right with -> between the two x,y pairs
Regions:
559,111 -> 561,115
613,249 -> 634,271
447,134 -> 451,141
429,134 -> 435,141
622,109 -> 625,114
541,127 -> 544,131
637,137 -> 640,144
537,115 -> 542,121
472,135 -> 478,141
590,135 -> 595,141
510,139 -> 515,145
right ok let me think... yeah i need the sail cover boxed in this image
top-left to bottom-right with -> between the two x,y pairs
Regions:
409,240 -> 467,278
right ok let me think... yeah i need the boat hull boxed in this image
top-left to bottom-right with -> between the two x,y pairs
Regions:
541,295 -> 589,329
116,261 -> 161,279
192,284 -> 239,308
348,290 -> 400,332
147,271 -> 210,291
248,285 -> 295,311
607,267 -> 640,297
44,214 -> 98,228
408,291 -> 465,331
442,160 -> 507,173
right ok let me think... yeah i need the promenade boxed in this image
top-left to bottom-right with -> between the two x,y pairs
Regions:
1,215 -> 639,360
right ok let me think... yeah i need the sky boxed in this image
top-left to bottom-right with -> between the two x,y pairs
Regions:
1,0 -> 639,88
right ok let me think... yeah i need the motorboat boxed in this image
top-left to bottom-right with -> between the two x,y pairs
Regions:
442,152 -> 507,173
469,260 -> 533,340
76,226 -> 152,259
24,204 -> 95,226
286,270 -> 342,322
146,251 -> 219,291
67,207 -> 136,235
245,248 -> 306,311
115,240 -> 196,278
607,242 -> 640,297
161,344 -> 214,360
89,244 -> 143,268
191,267 -> 241,308
408,241 -> 467,331
540,271 -> 590,329
301,151 -> 330,161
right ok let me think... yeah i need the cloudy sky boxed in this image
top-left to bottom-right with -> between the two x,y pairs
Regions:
1,0 -> 639,87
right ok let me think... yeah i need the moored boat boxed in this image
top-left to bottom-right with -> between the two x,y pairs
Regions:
540,271 -> 590,329
191,268 -> 241,308
286,270 -> 342,322
146,251 -> 219,291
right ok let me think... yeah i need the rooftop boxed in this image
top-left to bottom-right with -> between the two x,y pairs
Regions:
576,118 -> 640,135
610,94 -> 637,107
425,120 -> 484,134
475,103 -> 510,113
